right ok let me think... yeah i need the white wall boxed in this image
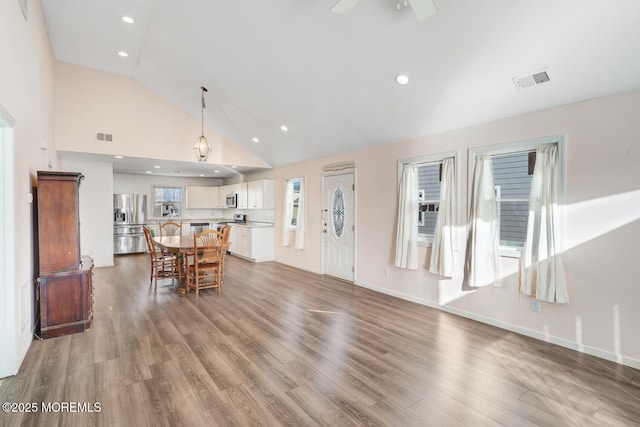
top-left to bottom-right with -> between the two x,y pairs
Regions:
0,0 -> 56,376
60,158 -> 114,267
54,62 -> 271,169
273,89 -> 640,369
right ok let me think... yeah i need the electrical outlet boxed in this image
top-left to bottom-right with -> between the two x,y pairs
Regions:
384,268 -> 390,277
531,299 -> 541,313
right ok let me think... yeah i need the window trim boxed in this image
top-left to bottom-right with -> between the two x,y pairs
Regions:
468,135 -> 566,258
398,150 -> 459,247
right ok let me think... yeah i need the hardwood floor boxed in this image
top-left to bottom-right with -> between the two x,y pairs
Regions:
1,254 -> 639,426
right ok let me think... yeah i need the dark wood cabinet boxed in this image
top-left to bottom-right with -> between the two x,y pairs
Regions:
35,171 -> 93,339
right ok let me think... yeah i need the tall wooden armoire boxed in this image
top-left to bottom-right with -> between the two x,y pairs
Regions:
35,171 -> 94,339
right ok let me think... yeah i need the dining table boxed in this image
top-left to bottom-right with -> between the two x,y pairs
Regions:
152,235 -> 193,294
152,235 -> 229,294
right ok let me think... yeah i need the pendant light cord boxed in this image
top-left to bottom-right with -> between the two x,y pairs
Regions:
201,86 -> 207,137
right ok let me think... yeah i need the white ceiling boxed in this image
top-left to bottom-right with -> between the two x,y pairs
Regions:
43,0 -> 640,175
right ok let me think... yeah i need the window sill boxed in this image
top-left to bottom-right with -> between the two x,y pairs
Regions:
499,246 -> 522,259
417,236 -> 433,247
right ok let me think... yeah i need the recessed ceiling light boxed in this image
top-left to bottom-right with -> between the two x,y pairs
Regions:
214,170 -> 220,173
118,51 -> 129,57
153,165 -> 161,169
395,74 -> 409,85
114,155 -> 123,159
122,16 -> 135,24
252,137 -> 259,143
145,171 -> 152,174
280,125 -> 288,132
200,174 -> 205,177
231,165 -> 237,169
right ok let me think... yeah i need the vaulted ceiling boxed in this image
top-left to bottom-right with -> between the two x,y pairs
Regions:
43,0 -> 640,172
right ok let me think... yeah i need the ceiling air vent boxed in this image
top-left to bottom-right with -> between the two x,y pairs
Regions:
513,70 -> 551,89
96,132 -> 113,143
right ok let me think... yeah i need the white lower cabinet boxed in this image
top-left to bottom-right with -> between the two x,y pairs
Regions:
229,226 -> 273,262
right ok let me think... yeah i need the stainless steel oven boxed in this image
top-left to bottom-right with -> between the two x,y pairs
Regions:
226,193 -> 237,208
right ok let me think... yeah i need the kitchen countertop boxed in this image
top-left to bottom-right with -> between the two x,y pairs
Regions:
148,218 -> 273,228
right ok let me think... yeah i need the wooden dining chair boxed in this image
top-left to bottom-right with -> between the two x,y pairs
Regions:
219,224 -> 232,283
159,221 -> 182,237
220,224 -> 232,246
159,221 -> 182,257
143,226 -> 179,288
187,229 -> 225,298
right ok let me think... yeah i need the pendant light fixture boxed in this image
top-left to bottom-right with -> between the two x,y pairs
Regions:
193,86 -> 211,162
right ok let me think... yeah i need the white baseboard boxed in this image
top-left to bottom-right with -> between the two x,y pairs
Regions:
273,259 -> 323,276
354,279 -> 640,371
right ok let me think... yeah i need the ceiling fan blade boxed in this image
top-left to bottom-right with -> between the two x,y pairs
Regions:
408,0 -> 437,21
331,0 -> 360,14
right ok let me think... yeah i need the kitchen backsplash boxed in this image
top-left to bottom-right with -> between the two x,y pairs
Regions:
182,208 -> 274,223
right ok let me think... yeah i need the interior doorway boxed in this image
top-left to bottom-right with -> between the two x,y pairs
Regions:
322,171 -> 355,282
0,104 -> 17,378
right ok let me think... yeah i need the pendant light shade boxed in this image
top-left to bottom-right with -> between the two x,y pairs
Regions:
193,86 -> 211,162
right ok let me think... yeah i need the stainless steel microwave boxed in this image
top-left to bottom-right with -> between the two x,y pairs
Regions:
225,193 -> 237,208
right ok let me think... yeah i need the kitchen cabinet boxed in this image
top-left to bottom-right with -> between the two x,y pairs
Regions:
247,180 -> 274,209
218,187 -> 229,208
186,186 -> 219,209
148,223 -> 160,238
219,183 -> 248,209
235,227 -> 252,258
229,226 -> 273,262
35,171 -> 93,339
228,225 -> 238,249
181,222 -> 191,237
235,183 -> 248,209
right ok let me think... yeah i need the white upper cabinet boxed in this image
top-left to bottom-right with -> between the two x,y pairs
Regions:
236,182 -> 248,209
189,180 -> 272,210
247,180 -> 274,209
186,186 -> 219,209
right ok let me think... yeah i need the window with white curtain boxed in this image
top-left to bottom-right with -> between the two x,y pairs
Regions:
492,151 -> 535,247
469,136 -> 565,257
290,180 -> 301,228
398,152 -> 458,246
417,162 -> 441,239
283,177 -> 305,249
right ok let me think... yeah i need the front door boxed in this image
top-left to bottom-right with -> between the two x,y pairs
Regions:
323,172 -> 355,282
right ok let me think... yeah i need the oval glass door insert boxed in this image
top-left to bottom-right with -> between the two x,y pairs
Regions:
332,187 -> 345,237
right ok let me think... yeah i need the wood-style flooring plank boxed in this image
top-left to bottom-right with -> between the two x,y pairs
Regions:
1,254 -> 639,427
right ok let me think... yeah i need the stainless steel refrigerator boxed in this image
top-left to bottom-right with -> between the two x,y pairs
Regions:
113,194 -> 148,254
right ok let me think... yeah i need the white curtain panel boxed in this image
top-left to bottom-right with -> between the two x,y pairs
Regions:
282,180 -> 294,246
429,157 -> 455,277
294,180 -> 305,249
394,163 -> 419,269
463,155 -> 500,288
520,145 -> 569,303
